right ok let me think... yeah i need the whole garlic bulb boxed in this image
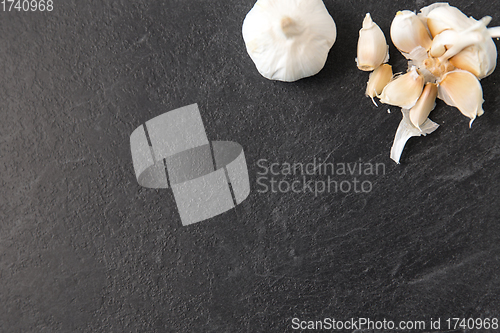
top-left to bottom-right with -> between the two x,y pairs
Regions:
242,0 -> 336,82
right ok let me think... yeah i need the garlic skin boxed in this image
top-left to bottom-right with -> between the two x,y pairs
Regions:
242,0 -> 336,82
390,109 -> 439,164
438,70 -> 484,126
357,13 -> 389,71
409,83 -> 438,129
366,64 -> 392,105
378,67 -> 425,108
390,10 -> 432,53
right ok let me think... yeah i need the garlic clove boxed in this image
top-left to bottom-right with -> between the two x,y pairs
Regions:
449,47 -> 482,77
449,31 -> 498,79
423,3 -> 473,37
409,83 -> 438,129
378,67 -> 425,108
390,109 -> 439,164
390,10 -> 432,53
242,0 -> 337,82
449,38 -> 497,79
356,13 -> 389,71
418,2 -> 448,20
365,64 -> 392,105
438,69 -> 484,126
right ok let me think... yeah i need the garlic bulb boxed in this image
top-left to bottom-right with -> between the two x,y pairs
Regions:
357,3 -> 500,163
357,13 -> 389,71
242,0 -> 336,82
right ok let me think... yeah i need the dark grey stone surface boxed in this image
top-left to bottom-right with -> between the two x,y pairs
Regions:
1,1 -> 499,332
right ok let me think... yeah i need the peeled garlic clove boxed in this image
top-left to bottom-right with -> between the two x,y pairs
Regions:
365,64 -> 392,105
378,67 -> 425,108
409,83 -> 438,129
242,0 -> 336,82
421,3 -> 474,37
356,13 -> 389,71
390,109 -> 439,164
438,69 -> 484,126
390,10 -> 432,53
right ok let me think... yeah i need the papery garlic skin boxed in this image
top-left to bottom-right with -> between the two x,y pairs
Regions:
242,0 -> 336,82
357,13 -> 389,71
409,83 -> 438,129
438,69 -> 484,126
390,10 -> 432,53
390,109 -> 439,164
366,64 -> 392,105
378,67 -> 425,108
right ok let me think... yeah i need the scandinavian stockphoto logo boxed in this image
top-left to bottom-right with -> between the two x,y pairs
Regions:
257,157 -> 386,196
130,104 -> 250,226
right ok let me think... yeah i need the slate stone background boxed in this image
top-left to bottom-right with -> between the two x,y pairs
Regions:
1,0 -> 500,332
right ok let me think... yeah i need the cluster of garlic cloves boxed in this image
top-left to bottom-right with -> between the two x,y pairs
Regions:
357,3 -> 500,163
